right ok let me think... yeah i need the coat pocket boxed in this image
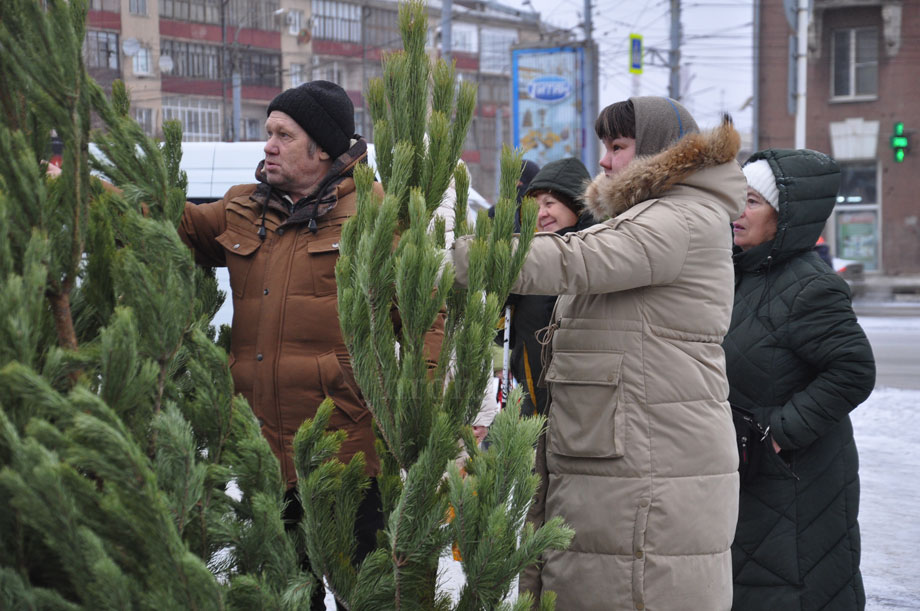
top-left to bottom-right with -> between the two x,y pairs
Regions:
544,349 -> 625,458
316,350 -> 367,423
307,236 -> 341,297
216,227 -> 263,298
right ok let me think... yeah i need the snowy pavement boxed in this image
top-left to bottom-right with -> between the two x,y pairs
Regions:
852,386 -> 920,610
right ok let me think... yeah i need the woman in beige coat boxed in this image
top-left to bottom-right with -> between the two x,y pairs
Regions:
453,97 -> 745,610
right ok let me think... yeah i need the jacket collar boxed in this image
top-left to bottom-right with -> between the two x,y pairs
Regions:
584,118 -> 741,220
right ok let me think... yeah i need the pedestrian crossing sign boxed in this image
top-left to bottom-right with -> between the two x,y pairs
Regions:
629,34 -> 643,75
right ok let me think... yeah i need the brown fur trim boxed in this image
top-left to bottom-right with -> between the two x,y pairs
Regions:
584,118 -> 740,220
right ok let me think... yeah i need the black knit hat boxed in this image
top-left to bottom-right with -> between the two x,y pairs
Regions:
267,80 -> 354,159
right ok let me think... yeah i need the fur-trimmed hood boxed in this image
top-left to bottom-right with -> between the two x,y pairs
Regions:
585,118 -> 742,220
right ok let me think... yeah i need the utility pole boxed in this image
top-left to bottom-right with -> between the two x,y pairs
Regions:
669,0 -> 681,100
495,106 -> 503,201
794,0 -> 809,148
583,0 -> 598,169
752,0 -> 760,151
361,4 -> 368,137
441,0 -> 452,62
232,68 -> 242,142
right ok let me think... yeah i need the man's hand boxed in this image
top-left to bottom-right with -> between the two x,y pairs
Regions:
45,161 -> 62,178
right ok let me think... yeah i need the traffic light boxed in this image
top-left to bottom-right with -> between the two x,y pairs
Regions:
891,122 -> 910,163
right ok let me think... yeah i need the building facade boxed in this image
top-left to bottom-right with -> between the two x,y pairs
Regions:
83,0 -> 550,202
756,0 -> 919,274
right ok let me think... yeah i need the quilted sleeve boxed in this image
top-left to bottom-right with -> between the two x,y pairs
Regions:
178,197 -> 229,268
768,273 -> 876,450
452,204 -> 690,296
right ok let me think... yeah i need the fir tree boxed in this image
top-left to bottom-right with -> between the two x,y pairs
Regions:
292,1 -> 574,609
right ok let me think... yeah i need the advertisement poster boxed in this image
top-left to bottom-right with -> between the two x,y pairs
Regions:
837,210 -> 878,270
512,46 -> 585,168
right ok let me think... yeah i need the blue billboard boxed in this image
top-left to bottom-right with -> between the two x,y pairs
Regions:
512,45 -> 587,168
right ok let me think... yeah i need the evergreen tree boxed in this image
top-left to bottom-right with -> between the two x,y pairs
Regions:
0,0 -> 311,607
0,0 -> 571,607
292,1 -> 574,609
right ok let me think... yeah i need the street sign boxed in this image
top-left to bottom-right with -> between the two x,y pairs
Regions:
629,34 -> 643,75
891,121 -> 910,163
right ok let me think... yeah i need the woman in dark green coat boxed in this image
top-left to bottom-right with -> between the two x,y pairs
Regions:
724,149 -> 875,610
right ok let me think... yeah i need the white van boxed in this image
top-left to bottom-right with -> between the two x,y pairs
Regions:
180,141 -> 492,213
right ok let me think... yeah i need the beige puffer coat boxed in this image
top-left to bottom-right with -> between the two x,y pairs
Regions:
454,117 -> 745,610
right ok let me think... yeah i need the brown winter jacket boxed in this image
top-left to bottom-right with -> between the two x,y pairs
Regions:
179,142 -> 441,486
454,116 -> 745,610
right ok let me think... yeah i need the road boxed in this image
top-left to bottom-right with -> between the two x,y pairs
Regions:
858,316 -> 920,390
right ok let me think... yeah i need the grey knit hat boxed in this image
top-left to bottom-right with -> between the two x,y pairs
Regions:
630,96 -> 700,156
267,80 -> 354,159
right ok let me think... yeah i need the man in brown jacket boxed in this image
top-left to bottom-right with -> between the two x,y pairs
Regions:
179,81 -> 397,609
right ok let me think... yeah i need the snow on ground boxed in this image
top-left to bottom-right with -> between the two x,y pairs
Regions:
852,387 -> 920,610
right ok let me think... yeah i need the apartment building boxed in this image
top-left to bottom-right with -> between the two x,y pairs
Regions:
83,0 -> 551,201
756,0 -> 919,274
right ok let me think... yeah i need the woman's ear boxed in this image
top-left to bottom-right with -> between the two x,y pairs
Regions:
319,150 -> 330,160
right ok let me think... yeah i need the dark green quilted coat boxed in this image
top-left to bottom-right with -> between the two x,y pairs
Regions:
723,149 -> 876,611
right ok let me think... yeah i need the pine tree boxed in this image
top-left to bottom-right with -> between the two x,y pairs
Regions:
0,0 -> 571,607
292,1 -> 574,609
0,0 -> 313,607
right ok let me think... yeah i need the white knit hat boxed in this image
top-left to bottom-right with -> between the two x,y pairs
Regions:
742,159 -> 780,212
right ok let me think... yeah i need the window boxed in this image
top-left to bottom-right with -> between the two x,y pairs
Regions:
366,7 -> 400,49
287,9 -> 303,35
89,0 -> 120,12
479,75 -> 509,104
312,0 -> 361,43
243,118 -> 264,141
133,107 -> 154,136
832,163 -> 880,271
290,63 -> 306,87
129,0 -> 146,15
480,28 -> 516,74
240,51 -> 281,87
160,40 -> 221,80
832,27 -> 878,99
227,0 -> 280,31
132,47 -> 153,75
835,163 -> 876,206
84,31 -> 119,70
354,107 -> 369,139
162,96 -> 222,141
451,23 -> 478,54
311,58 -> 343,85
161,0 -> 225,25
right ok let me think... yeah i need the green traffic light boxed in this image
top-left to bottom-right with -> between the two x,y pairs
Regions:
892,122 -> 909,162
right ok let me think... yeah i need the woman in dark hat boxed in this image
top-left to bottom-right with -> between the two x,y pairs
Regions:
503,157 -> 594,418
